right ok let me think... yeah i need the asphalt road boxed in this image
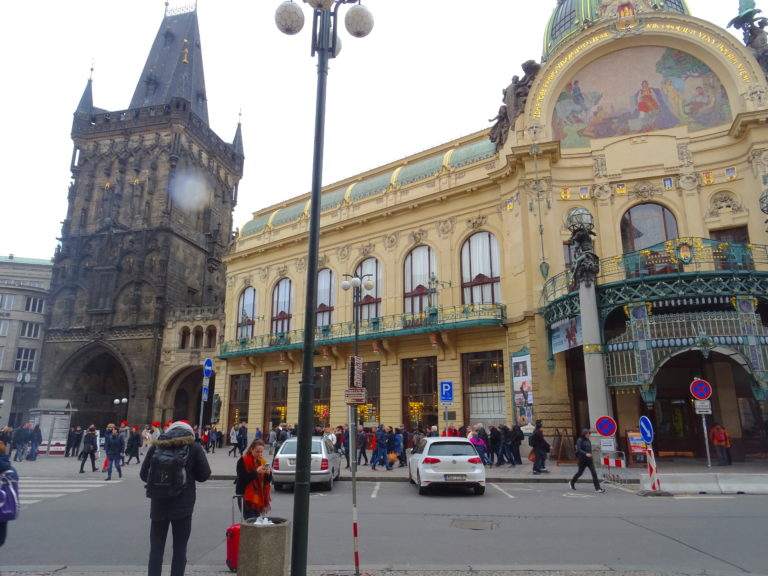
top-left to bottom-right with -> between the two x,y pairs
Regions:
4,472 -> 768,575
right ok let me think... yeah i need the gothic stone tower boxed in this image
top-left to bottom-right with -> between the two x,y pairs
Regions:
41,6 -> 244,427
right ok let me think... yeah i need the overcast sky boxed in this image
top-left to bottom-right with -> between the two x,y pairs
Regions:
0,0 -> 748,260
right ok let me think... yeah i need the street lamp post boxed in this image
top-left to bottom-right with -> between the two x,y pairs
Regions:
14,372 -> 31,427
341,273 -> 373,576
274,2 -> 374,576
113,398 -> 128,423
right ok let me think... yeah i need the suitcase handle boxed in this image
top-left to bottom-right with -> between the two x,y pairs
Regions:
232,495 -> 243,525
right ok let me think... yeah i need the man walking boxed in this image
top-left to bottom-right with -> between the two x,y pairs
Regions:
530,420 -> 551,475
104,427 -> 125,480
569,429 -> 605,492
140,420 -> 211,576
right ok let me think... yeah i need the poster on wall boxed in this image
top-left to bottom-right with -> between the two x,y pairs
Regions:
511,353 -> 533,429
551,316 -> 583,354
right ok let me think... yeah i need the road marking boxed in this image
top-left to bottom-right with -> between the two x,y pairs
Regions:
490,483 -> 515,499
370,482 -> 381,499
673,495 -> 736,499
18,478 -> 111,508
563,491 -> 595,498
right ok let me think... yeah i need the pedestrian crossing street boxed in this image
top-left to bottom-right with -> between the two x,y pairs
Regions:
19,477 -> 116,507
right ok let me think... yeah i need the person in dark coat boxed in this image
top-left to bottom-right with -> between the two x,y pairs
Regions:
0,440 -> 19,547
104,427 -> 125,480
531,420 -> 551,475
569,429 -> 604,492
65,427 -> 76,457
125,427 -> 141,465
79,426 -> 99,473
237,421 -> 249,456
140,420 -> 211,576
26,424 -> 43,460
509,422 -> 524,465
12,425 -> 29,462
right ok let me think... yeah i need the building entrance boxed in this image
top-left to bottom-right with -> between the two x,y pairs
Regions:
402,356 -> 437,433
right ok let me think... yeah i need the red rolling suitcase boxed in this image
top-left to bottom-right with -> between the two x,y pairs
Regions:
226,496 -> 242,572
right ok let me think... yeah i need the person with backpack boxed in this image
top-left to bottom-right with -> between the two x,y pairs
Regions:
569,429 -> 605,492
79,425 -> 99,473
140,419 -> 211,576
0,440 -> 19,548
509,422 -> 524,465
709,422 -> 732,465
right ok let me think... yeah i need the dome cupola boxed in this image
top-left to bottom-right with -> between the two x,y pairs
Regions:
543,0 -> 690,61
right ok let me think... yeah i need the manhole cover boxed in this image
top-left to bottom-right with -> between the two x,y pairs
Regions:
451,518 -> 495,530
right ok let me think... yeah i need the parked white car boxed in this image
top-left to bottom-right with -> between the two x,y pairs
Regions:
408,436 -> 486,495
272,436 -> 341,491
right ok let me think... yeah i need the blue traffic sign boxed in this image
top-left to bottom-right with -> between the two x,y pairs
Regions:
690,378 -> 712,400
439,381 -> 454,403
639,415 -> 654,444
595,416 -> 617,437
203,358 -> 214,378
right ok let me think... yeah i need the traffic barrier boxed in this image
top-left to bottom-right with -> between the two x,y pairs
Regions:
640,473 -> 720,494
716,473 -> 768,495
600,451 -> 628,485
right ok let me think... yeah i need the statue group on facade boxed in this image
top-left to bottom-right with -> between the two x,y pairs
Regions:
489,59 -> 542,153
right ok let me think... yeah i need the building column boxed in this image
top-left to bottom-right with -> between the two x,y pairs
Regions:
579,281 -> 610,427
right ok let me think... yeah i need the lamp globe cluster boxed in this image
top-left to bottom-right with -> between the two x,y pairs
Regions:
275,0 -> 373,39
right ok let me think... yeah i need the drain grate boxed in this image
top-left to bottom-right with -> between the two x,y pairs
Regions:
451,518 -> 495,530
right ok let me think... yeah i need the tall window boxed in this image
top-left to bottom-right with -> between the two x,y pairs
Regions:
20,322 -> 41,339
237,287 -> 257,340
316,269 -> 334,327
0,346 -> 5,370
620,203 -> 678,252
15,347 -> 36,372
402,357 -> 438,432
404,245 -> 436,315
0,320 -> 8,336
264,370 -> 289,431
25,296 -> 44,313
462,351 -> 506,426
313,366 -> 331,427
179,327 -> 190,349
355,258 -> 381,320
0,295 -> 14,310
271,278 -> 292,334
461,232 -> 500,305
357,361 -> 381,425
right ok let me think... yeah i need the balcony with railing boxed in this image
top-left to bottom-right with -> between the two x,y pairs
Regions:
220,303 -> 506,358
542,238 -> 768,324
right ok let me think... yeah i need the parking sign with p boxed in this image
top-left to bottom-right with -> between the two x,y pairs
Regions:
440,381 -> 454,404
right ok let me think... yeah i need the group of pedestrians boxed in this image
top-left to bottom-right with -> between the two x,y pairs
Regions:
0,423 -> 43,463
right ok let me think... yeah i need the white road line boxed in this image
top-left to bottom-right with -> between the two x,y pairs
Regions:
673,495 -> 736,499
21,500 -> 43,505
20,488 -> 89,493
18,494 -> 67,499
370,482 -> 381,499
490,483 -> 516,498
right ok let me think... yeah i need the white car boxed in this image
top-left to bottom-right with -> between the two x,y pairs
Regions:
408,436 -> 486,495
272,436 -> 341,491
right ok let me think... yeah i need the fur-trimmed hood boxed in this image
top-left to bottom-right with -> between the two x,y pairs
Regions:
154,428 -> 195,449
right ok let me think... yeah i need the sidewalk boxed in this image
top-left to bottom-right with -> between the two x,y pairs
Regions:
12,445 -> 768,493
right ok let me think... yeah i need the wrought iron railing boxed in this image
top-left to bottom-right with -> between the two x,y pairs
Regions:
542,238 -> 768,305
220,303 -> 506,357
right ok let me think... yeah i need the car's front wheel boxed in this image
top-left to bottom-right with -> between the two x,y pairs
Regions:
273,483 -> 283,492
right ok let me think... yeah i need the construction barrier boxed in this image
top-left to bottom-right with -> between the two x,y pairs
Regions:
600,450 -> 628,485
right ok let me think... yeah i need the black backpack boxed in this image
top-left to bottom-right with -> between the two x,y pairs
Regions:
528,434 -> 535,447
145,445 -> 189,498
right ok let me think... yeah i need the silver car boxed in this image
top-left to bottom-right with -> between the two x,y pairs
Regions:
272,436 -> 341,491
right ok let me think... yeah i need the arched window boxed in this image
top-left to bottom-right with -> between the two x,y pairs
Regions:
179,326 -> 190,349
271,278 -> 293,334
620,203 -> 678,252
355,257 -> 381,321
237,287 -> 257,340
316,269 -> 334,328
404,245 -> 436,315
461,232 -> 500,305
193,326 -> 204,349
205,326 -> 217,348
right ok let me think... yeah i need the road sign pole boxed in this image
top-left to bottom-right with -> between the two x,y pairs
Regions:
702,414 -> 712,469
198,378 -> 205,435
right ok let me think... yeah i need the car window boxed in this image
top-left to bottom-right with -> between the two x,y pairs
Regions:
427,442 -> 477,456
279,439 -> 323,455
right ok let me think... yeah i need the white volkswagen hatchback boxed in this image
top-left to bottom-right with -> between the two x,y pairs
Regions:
408,436 -> 486,495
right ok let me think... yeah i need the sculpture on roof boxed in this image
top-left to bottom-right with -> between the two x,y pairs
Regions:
729,1 -> 768,79
489,59 -> 542,152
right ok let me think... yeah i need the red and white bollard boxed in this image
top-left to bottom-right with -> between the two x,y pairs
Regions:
646,446 -> 661,491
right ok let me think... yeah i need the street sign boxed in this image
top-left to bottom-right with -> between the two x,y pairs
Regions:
695,399 -> 712,415
439,381 -> 454,404
600,437 -> 616,452
349,356 -> 363,387
690,378 -> 712,400
202,376 -> 210,402
639,415 -> 654,444
344,387 -> 367,405
595,416 -> 617,437
203,358 -> 214,378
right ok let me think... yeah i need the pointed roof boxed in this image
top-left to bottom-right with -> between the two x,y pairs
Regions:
129,7 -> 209,124
76,76 -> 94,115
232,113 -> 244,156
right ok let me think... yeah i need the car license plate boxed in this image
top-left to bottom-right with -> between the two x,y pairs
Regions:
444,474 -> 466,481
288,459 -> 295,466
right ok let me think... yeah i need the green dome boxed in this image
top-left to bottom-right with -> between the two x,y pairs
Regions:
543,0 -> 690,61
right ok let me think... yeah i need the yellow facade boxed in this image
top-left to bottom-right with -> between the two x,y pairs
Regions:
221,9 -> 768,458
